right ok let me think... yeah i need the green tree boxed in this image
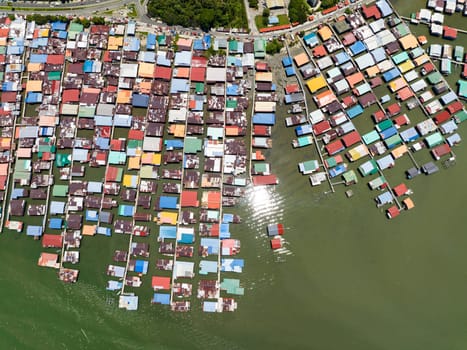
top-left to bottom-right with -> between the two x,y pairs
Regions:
288,0 -> 308,24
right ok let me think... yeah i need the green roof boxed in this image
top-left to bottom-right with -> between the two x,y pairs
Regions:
55,153 -> 71,168
220,278 -> 244,295
226,99 -> 237,109
377,119 -> 393,132
362,130 -> 380,145
458,80 -> 467,98
229,40 -> 238,51
127,139 -> 143,149
157,34 -> 166,45
78,105 -> 95,118
343,170 -> 358,184
109,151 -> 127,165
195,82 -> 204,94
427,71 -> 442,85
395,22 -> 409,37
53,184 -> 68,197
184,137 -> 202,154
254,163 -> 269,173
385,134 -> 403,148
391,51 -> 409,65
425,132 -> 444,148
0,46 -> 6,54
48,71 -> 61,81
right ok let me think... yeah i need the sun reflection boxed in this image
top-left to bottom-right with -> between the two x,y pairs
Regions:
244,184 -> 284,226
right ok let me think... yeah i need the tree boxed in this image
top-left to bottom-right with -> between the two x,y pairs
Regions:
266,39 -> 283,55
288,0 -> 308,24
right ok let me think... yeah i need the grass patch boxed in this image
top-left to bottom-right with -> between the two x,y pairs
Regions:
277,14 -> 290,25
127,3 -> 137,18
255,14 -> 290,30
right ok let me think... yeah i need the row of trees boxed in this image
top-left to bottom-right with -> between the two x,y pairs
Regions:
24,14 -> 106,27
147,0 -> 248,32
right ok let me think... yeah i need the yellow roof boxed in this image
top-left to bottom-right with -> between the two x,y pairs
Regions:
306,75 -> 326,93
116,90 -> 131,104
255,72 -> 273,82
39,28 -> 49,37
294,52 -> 310,67
398,60 -> 415,73
108,36 -> 123,50
318,26 -> 333,41
123,174 -> 139,188
399,34 -> 418,50
169,124 -> 186,137
155,211 -> 178,225
128,156 -> 141,170
26,80 -> 42,92
142,152 -> 161,165
138,62 -> 155,78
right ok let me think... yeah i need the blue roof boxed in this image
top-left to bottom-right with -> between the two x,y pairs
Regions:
95,137 -> 110,150
376,0 -> 393,16
11,188 -> 25,199
193,39 -> 204,51
25,92 -> 42,104
253,113 -> 276,125
400,127 -> 419,142
221,258 -> 244,272
156,54 -> 171,66
114,114 -> 132,127
146,33 -> 156,50
269,16 -> 279,24
350,41 -> 366,55
87,181 -> 102,193
49,218 -> 63,230
226,84 -> 239,96
164,139 -> 184,150
132,93 -> 149,107
199,260 -> 218,275
304,32 -> 319,47
376,191 -> 393,204
285,66 -> 296,76
174,51 -> 192,66
380,126 -> 398,140
203,34 -> 211,48
159,196 -> 178,209
382,67 -> 400,82
57,31 -> 68,39
30,54 -> 47,63
39,127 -> 54,137
220,223 -> 230,239
222,213 -> 234,223
178,232 -> 194,244
203,301 -> 218,312
200,238 -> 220,255
2,82 -> 14,91
124,37 -> 140,51
51,21 -> 67,31
86,210 -> 99,222
95,116 -> 113,126
134,260 -> 148,274
152,293 -> 170,305
83,60 -> 94,73
335,51 -> 350,65
7,46 -> 23,55
30,38 -> 48,48
282,56 -> 292,67
159,225 -> 177,240
370,47 -> 386,63
119,204 -> 135,216
139,51 -> 156,62
346,104 -> 364,119
26,226 -> 43,237
170,78 -> 190,93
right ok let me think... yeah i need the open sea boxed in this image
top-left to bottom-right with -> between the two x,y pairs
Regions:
0,1 -> 466,349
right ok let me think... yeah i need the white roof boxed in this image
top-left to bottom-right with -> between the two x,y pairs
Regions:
120,63 -> 138,78
206,67 -> 227,83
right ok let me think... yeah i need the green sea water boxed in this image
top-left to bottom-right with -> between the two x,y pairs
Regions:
1,2 -> 467,349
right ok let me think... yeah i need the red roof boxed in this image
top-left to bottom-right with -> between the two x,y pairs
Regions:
152,276 -> 171,290
433,110 -> 450,124
393,183 -> 408,197
285,84 -> 299,94
90,24 -> 109,33
180,190 -> 199,207
387,206 -> 400,219
463,63 -> 467,78
103,50 -> 111,62
100,126 -> 112,138
432,143 -> 451,159
210,223 -> 220,237
255,62 -> 269,71
252,175 -> 278,186
190,67 -> 206,82
446,101 -> 463,114
397,86 -> 414,101
46,54 -> 65,65
42,234 -> 63,248
312,45 -> 327,58
62,89 -> 80,103
191,56 -> 208,68
325,139 -> 345,155
205,191 -> 221,209
110,139 -> 125,151
393,114 -> 410,127
270,238 -> 282,249
253,125 -> 270,136
361,4 -> 381,19
422,62 -> 435,75
443,26 -> 457,39
313,120 -> 331,135
0,28 -> 9,38
373,110 -> 386,122
154,66 -> 172,80
342,95 -> 357,108
0,175 -> 6,190
322,5 -> 338,15
1,92 -> 16,103
342,130 -> 361,147
68,63 -> 83,74
105,166 -> 120,182
386,103 -> 401,116
128,129 -> 144,140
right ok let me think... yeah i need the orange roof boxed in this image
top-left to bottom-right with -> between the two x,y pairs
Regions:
0,163 -> 8,176
27,63 -> 43,72
399,34 -> 418,50
116,90 -> 131,104
403,197 -> 415,210
108,36 -> 123,50
181,190 -> 199,207
152,276 -> 171,290
177,37 -> 192,48
169,124 -> 186,137
82,225 -> 96,236
366,65 -> 380,78
128,156 -> 141,170
346,72 -> 364,88
293,52 -> 310,67
175,67 -> 190,78
225,125 -> 241,136
138,81 -> 152,94
318,26 -> 333,41
37,252 -> 59,267
38,116 -> 56,127
203,191 -> 221,209
26,80 -> 42,92
141,152 -> 161,166
138,62 -> 155,78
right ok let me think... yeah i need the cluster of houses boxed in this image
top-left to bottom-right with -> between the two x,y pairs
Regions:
282,0 -> 466,217
0,16 -> 284,312
426,0 -> 467,16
